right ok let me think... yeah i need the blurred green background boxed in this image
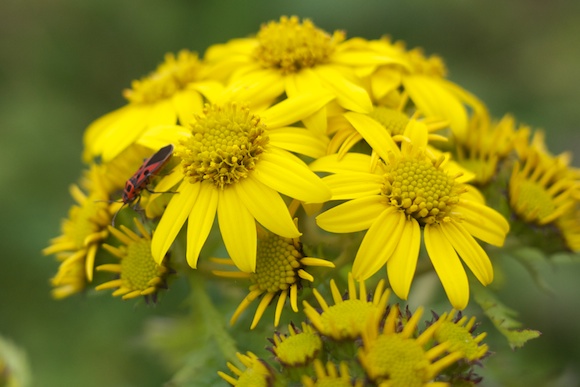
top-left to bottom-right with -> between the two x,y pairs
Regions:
1,1 -> 579,386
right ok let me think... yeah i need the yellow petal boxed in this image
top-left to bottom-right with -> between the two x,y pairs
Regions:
403,75 -> 468,140
254,148 -> 330,203
456,199 -> 509,246
148,98 -> 177,126
234,176 -> 300,238
137,125 -> 191,150
316,196 -> 388,233
151,181 -> 199,263
261,91 -> 334,128
269,127 -> 329,158
220,69 -> 285,108
172,89 -> 203,125
353,208 -> 407,280
439,221 -> 493,285
310,153 -> 374,174
323,172 -> 383,200
96,105 -> 149,161
186,182 -> 218,269
387,218 -> 421,300
344,112 -> 400,161
314,65 -> 373,113
217,188 -> 257,273
424,224 -> 469,310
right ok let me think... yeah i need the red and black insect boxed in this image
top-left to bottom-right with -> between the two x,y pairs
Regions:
112,144 -> 175,225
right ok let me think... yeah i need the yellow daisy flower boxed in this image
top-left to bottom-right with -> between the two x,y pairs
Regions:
302,272 -> 390,340
454,114 -> 530,185
312,135 -> 509,309
358,305 -> 464,386
83,50 -> 224,162
301,359 -> 364,387
269,322 -> 323,367
95,218 -> 171,302
43,183 -> 112,297
218,351 -> 273,387
432,310 -> 489,362
204,16 -> 407,123
509,131 -> 580,251
212,222 -> 334,329
365,37 -> 487,141
142,97 -> 332,273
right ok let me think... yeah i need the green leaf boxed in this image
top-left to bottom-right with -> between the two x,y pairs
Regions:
474,286 -> 541,349
508,247 -> 554,295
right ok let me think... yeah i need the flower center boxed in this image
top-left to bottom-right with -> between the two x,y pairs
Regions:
369,107 -> 410,136
362,335 -> 428,386
123,50 -> 202,104
435,320 -> 487,361
382,151 -> 462,225
250,231 -> 302,293
512,180 -> 556,222
274,328 -> 322,366
177,104 -> 269,189
253,16 -> 344,74
121,239 -> 160,291
320,299 -> 377,339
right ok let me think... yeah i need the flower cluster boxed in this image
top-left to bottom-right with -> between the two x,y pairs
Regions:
219,274 -> 489,386
43,15 -> 579,384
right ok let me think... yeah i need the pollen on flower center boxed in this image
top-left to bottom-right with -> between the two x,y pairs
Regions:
251,232 -> 302,293
382,151 -> 463,225
369,107 -> 410,136
177,103 -> 269,189
123,50 -> 202,104
254,16 -> 345,74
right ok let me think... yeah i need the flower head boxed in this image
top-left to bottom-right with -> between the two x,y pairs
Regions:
454,114 -> 530,185
83,50 -> 223,162
204,16 -> 406,120
218,351 -> 273,387
303,272 -> 390,340
358,306 -> 464,386
146,98 -> 332,273
213,222 -> 334,329
95,218 -> 171,302
268,322 -> 323,367
43,183 -> 112,297
313,133 -> 509,309
432,310 -> 489,362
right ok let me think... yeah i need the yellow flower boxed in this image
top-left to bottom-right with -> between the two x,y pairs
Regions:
301,359 -> 364,387
358,306 -> 464,386
204,16 -> 406,126
43,183 -> 112,298
302,273 -> 390,340
313,135 -> 509,309
218,352 -> 273,387
509,131 -> 579,225
432,310 -> 489,362
269,322 -> 323,367
141,98 -> 332,273
95,218 -> 171,301
365,37 -> 487,141
454,114 -> 530,185
83,50 -> 224,162
212,222 -> 334,329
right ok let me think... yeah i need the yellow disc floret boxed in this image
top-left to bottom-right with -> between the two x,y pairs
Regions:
382,149 -> 465,225
177,103 -> 269,189
254,16 -> 345,74
123,50 -> 202,104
